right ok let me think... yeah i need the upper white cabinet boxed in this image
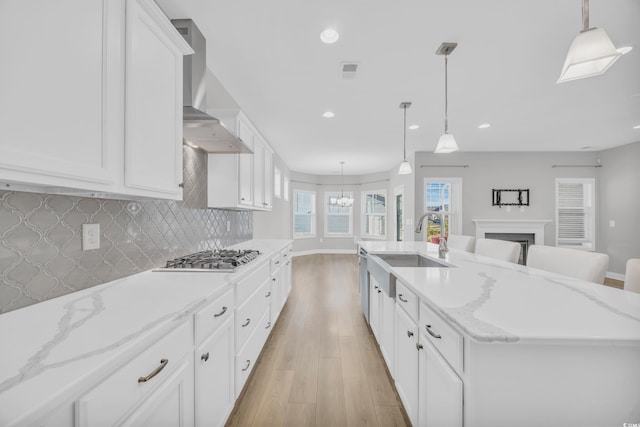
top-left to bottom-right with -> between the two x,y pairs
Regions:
207,110 -> 273,211
0,0 -> 192,200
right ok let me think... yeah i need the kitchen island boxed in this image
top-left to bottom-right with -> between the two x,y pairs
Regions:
360,241 -> 640,427
0,239 -> 292,427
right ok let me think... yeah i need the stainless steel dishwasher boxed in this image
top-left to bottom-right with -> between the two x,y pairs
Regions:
358,246 -> 370,324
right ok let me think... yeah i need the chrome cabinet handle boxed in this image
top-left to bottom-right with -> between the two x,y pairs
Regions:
407,330 -> 414,337
213,306 -> 228,317
374,285 -> 378,290
138,359 -> 168,383
265,321 -> 271,329
178,183 -> 185,188
275,260 -> 280,265
286,261 -> 290,265
272,277 -> 276,282
398,294 -> 408,303
201,352 -> 209,362
425,324 -> 442,339
416,343 -> 423,351
242,359 -> 251,371
242,318 -> 251,327
266,292 -> 271,297
377,289 -> 381,294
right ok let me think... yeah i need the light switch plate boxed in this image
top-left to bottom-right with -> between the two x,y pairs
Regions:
609,220 -> 615,228
82,224 -> 100,250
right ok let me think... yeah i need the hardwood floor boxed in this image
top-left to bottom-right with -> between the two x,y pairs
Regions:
226,254 -> 410,427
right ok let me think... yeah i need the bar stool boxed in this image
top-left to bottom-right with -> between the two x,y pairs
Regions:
447,235 -> 476,253
475,238 -> 521,264
624,259 -> 640,293
527,245 -> 609,284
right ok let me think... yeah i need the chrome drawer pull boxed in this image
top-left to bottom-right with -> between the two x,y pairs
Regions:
374,285 -> 378,289
407,330 -> 414,337
266,292 -> 271,297
138,359 -> 168,383
272,278 -> 276,282
416,343 -> 423,351
398,294 -> 408,303
265,321 -> 271,329
425,324 -> 442,339
242,318 -> 251,327
201,352 -> 209,362
242,359 -> 251,371
377,289 -> 381,294
275,260 -> 280,265
213,306 -> 228,317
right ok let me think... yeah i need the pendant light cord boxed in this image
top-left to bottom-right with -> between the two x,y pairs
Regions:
444,54 -> 449,134
403,105 -> 407,161
582,0 -> 589,31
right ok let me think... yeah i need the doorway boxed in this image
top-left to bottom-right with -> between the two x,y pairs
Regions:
394,185 -> 404,241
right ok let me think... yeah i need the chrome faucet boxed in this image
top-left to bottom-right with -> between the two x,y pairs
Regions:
415,212 -> 449,259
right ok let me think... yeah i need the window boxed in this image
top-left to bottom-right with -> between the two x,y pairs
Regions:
325,191 -> 353,237
283,176 -> 289,201
293,190 -> 315,238
555,178 -> 595,250
424,178 -> 462,241
362,190 -> 387,238
274,166 -> 281,198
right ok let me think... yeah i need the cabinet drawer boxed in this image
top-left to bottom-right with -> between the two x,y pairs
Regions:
194,287 -> 234,346
236,261 -> 270,302
280,247 -> 291,262
396,280 -> 418,322
235,307 -> 271,395
420,302 -> 463,375
76,320 -> 192,427
270,253 -> 282,272
236,277 -> 271,350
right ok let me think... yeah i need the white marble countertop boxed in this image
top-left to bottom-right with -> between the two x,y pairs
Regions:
0,239 -> 291,426
359,241 -> 640,345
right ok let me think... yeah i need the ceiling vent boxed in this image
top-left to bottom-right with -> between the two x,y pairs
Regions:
341,62 -> 359,79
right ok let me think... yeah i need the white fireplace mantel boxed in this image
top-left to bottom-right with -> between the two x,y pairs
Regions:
472,219 -> 552,245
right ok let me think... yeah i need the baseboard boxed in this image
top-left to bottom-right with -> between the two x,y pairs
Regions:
292,249 -> 357,258
606,271 -> 625,281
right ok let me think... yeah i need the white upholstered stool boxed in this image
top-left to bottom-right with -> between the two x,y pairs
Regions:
526,245 -> 609,284
474,238 -> 521,264
446,235 -> 476,253
624,259 -> 640,293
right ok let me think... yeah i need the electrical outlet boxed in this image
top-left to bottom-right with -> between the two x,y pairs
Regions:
82,224 -> 100,251
227,221 -> 231,232
609,220 -> 615,228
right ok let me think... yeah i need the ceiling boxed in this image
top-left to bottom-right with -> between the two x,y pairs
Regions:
157,0 -> 640,176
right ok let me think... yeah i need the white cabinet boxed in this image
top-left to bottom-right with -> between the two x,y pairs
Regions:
75,321 -> 194,427
419,339 -> 463,427
0,0 -> 192,200
194,316 -> 235,427
206,110 -> 273,211
369,278 -> 381,340
123,0 -> 186,199
394,304 -> 419,426
368,276 -> 395,375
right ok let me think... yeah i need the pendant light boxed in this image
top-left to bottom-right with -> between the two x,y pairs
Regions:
434,42 -> 459,154
398,102 -> 413,175
558,0 -> 632,83
330,162 -> 354,207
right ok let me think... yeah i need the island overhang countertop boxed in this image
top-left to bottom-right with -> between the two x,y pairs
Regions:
359,241 -> 640,345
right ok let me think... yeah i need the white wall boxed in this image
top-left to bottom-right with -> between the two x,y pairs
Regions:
597,142 -> 640,275
413,151 -> 600,245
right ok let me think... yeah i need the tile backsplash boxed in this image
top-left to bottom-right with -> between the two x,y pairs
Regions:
0,147 -> 252,313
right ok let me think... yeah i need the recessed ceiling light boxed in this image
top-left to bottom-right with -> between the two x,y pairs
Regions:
633,125 -> 640,129
322,111 -> 335,118
478,123 -> 491,129
408,125 -> 419,130
320,28 -> 339,44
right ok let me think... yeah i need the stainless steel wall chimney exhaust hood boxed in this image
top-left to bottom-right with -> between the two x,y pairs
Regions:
172,19 -> 252,153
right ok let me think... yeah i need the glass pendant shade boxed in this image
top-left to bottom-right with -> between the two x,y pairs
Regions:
434,133 -> 459,154
398,161 -> 412,175
558,27 -> 629,83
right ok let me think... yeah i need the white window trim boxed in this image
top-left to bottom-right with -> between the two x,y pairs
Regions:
283,176 -> 290,202
293,189 -> 316,239
274,166 -> 281,199
324,190 -> 354,237
394,185 -> 404,242
423,177 -> 463,236
362,189 -> 387,240
555,178 -> 596,251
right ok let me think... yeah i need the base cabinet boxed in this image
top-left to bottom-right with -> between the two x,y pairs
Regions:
394,305 -> 419,426
194,316 -> 235,427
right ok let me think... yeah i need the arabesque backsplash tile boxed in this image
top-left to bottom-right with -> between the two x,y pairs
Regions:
0,147 -> 252,313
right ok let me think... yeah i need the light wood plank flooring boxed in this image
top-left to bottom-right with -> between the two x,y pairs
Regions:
226,254 -> 410,427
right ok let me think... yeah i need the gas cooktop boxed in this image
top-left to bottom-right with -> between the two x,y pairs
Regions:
153,249 -> 260,272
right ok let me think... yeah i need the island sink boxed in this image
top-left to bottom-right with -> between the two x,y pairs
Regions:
375,253 -> 449,268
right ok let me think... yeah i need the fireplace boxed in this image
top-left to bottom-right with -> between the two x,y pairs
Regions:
485,233 -> 535,265
472,219 -> 552,265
